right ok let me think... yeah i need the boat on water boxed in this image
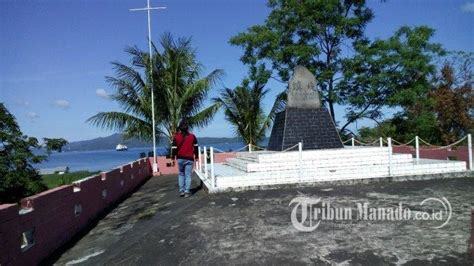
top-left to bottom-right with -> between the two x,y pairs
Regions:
116,144 -> 128,151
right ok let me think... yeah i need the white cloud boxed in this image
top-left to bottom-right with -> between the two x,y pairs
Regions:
15,100 -> 30,107
27,112 -> 39,119
461,2 -> 474,12
53,99 -> 70,109
96,88 -> 110,99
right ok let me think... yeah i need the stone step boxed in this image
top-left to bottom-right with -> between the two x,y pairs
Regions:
235,152 -> 263,162
221,159 -> 465,180
234,147 -> 407,163
215,160 -> 466,188
200,163 -> 247,177
223,159 -> 248,172
196,146 -> 468,192
258,149 -> 392,163
248,156 -> 413,172
226,153 -> 413,173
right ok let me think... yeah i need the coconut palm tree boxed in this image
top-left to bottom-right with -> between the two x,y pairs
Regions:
213,80 -> 286,147
88,33 -> 223,147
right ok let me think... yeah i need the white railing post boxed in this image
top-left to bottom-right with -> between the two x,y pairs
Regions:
351,137 -> 355,147
203,146 -> 208,179
298,142 -> 303,181
468,134 -> 472,170
415,136 -> 420,164
210,147 -> 215,188
197,146 -> 202,172
248,144 -> 252,153
388,137 -> 393,177
379,137 -> 383,147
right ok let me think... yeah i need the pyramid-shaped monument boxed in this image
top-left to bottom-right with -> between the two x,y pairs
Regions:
267,66 -> 343,151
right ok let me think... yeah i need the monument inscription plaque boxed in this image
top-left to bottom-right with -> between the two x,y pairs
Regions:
267,66 -> 343,151
287,66 -> 321,109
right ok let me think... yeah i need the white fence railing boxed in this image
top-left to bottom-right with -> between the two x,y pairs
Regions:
344,134 -> 472,171
197,134 -> 472,190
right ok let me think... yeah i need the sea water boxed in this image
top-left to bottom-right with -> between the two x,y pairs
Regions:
36,143 -> 244,172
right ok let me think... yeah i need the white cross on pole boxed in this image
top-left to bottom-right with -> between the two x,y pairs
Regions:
130,0 -> 166,174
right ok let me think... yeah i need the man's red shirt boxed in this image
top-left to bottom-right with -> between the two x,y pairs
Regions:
172,132 -> 198,160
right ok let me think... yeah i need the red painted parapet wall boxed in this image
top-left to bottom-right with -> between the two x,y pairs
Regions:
393,146 -> 473,167
0,158 -> 152,265
151,152 -> 237,175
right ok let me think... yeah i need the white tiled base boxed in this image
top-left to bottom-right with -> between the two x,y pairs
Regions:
196,147 -> 468,192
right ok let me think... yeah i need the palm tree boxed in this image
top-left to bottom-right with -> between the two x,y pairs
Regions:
88,33 -> 223,147
213,80 -> 286,147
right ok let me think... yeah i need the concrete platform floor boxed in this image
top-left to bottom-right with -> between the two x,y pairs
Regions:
52,174 -> 474,265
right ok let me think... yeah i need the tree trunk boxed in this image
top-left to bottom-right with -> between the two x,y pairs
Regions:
327,79 -> 336,123
328,100 -> 336,123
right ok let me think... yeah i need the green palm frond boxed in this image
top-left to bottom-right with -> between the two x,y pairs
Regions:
258,91 -> 287,137
111,62 -> 146,90
88,32 -> 222,142
87,112 -> 148,138
125,46 -> 148,68
188,103 -> 221,129
214,80 -> 278,146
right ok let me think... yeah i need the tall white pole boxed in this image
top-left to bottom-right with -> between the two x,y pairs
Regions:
203,146 -> 208,179
197,146 -> 202,172
147,0 -> 158,174
379,137 -> 383,148
415,136 -> 420,164
130,1 -> 166,174
210,147 -> 215,188
468,134 -> 472,171
298,142 -> 303,182
351,137 -> 355,147
388,137 -> 392,177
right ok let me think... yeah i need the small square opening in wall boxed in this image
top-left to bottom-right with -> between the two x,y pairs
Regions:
21,228 -> 35,252
19,199 -> 34,215
74,204 -> 82,217
73,183 -> 81,192
448,156 -> 457,161
102,189 -> 107,199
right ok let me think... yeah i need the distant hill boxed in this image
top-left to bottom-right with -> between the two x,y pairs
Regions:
64,133 -> 247,151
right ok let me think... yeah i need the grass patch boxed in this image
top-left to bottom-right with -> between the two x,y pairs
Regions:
42,171 -> 100,189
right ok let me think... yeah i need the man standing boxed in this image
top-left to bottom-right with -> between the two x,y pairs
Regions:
171,120 -> 198,198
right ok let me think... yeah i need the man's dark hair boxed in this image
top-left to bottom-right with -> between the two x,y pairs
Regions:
178,119 -> 189,135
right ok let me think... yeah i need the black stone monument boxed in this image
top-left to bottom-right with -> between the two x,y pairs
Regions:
267,66 -> 343,151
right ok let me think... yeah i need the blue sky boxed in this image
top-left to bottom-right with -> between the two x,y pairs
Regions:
1,0 -> 473,142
